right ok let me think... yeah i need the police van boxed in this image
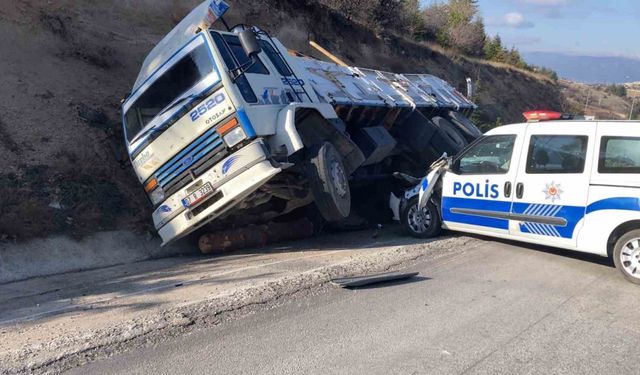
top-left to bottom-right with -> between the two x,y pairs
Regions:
395,111 -> 640,284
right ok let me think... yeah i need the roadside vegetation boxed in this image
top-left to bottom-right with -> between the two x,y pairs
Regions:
606,84 -> 628,97
320,0 -> 559,81
560,80 -> 640,120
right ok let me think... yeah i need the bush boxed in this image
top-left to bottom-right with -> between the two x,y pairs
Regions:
606,84 -> 627,97
319,0 -> 556,76
320,0 -> 420,35
421,0 -> 485,56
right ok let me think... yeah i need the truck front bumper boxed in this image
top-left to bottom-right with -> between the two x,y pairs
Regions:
154,139 -> 281,245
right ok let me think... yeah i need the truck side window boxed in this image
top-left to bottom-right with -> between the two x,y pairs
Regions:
526,135 -> 587,174
455,135 -> 516,175
211,32 -> 258,103
259,41 -> 292,76
222,35 -> 269,75
599,136 -> 640,174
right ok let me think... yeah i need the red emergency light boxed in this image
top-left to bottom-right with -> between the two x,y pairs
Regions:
523,110 -> 569,122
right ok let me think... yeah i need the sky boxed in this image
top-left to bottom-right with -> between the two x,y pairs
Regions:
421,0 -> 640,59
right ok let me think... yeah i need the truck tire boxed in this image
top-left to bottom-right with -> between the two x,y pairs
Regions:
612,229 -> 640,284
306,142 -> 351,222
445,111 -> 483,141
431,116 -> 468,154
401,197 -> 441,238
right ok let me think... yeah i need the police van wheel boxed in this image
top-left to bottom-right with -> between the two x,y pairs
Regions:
306,142 -> 351,222
401,197 -> 441,239
613,229 -> 640,285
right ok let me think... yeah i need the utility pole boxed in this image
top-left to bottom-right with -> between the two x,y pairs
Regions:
584,89 -> 591,114
630,97 -> 637,120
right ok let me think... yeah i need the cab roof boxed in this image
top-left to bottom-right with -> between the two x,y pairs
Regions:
131,1 -> 212,93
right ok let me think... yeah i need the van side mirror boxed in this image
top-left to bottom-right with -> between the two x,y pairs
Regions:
239,29 -> 261,59
449,159 -> 460,175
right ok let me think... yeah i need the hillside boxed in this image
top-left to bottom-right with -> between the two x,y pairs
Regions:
524,52 -> 640,84
0,0 -> 563,241
560,80 -> 638,120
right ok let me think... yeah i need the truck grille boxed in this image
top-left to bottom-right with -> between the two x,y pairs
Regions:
153,127 -> 228,197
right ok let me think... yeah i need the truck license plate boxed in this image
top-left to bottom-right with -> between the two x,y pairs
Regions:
182,183 -> 214,208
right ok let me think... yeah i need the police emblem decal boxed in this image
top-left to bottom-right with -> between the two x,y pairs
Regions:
543,181 -> 563,202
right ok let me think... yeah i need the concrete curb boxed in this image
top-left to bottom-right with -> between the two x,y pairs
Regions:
0,231 -> 196,284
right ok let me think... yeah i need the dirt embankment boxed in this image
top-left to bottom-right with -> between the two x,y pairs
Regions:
0,0 -> 563,242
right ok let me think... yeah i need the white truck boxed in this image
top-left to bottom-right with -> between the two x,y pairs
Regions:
122,0 -> 480,244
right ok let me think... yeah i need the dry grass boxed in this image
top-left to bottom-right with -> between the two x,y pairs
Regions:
560,80 -> 637,120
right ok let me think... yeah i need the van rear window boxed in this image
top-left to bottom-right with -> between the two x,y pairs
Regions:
599,136 -> 640,174
526,135 -> 588,174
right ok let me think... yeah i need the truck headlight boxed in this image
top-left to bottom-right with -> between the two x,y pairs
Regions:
223,126 -> 246,148
149,187 -> 165,206
145,178 -> 165,206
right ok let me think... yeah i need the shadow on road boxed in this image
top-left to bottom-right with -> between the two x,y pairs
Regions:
343,275 -> 432,290
460,231 -> 614,268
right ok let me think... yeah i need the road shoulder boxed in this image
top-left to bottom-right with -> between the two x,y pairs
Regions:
0,229 -> 477,374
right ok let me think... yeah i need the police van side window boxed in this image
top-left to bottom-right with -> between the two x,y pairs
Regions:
526,135 -> 588,174
455,135 -> 516,175
599,136 -> 640,174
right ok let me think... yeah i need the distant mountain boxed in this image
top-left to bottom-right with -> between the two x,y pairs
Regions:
523,52 -> 640,84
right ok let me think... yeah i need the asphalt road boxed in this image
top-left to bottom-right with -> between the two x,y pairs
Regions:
68,238 -> 640,375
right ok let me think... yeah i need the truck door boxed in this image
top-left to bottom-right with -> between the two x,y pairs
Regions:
211,32 -> 308,107
440,128 -> 525,237
509,122 -> 596,247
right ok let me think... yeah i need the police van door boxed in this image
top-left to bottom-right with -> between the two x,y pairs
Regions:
509,122 -> 596,247
440,127 -> 525,237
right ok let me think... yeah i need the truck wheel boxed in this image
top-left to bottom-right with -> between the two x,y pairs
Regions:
306,142 -> 351,222
431,116 -> 468,153
613,229 -> 640,284
401,197 -> 441,239
446,111 -> 483,141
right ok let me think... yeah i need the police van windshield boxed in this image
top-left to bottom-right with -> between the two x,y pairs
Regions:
124,44 -> 215,143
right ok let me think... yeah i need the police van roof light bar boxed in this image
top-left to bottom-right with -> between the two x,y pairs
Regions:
523,110 -> 573,122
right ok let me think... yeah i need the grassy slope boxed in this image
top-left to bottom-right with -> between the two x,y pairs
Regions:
0,0 -> 563,241
560,80 -> 637,120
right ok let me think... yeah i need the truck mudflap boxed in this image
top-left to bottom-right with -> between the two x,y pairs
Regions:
156,139 -> 281,245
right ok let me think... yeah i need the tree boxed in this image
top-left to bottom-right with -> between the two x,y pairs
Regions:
421,3 -> 449,41
606,84 -> 627,97
321,0 -> 368,21
483,35 -> 503,61
421,0 -> 485,56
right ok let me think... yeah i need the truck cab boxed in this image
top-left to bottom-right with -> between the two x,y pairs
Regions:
122,3 -> 363,245
402,115 -> 640,284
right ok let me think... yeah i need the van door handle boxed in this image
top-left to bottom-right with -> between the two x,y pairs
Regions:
504,182 -> 512,198
516,183 -> 524,199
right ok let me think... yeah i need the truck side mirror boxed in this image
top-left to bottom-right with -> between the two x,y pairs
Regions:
239,29 -> 261,59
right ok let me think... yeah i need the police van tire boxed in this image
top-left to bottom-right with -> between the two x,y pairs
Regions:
431,116 -> 468,154
306,142 -> 351,222
612,229 -> 640,285
401,197 -> 441,239
445,111 -> 483,141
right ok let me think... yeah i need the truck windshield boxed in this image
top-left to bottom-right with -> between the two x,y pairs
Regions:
124,44 -> 215,143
